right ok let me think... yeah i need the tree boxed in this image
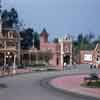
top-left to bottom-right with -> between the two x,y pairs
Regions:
53,38 -> 59,43
20,28 -> 34,49
1,8 -> 18,32
33,32 -> 40,50
73,33 -> 95,50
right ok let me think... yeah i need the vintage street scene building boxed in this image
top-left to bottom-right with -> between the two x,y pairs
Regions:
20,29 -> 73,70
80,43 -> 100,67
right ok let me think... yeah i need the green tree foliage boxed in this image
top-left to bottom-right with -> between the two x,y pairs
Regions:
73,33 -> 95,50
20,28 -> 34,49
93,36 -> 100,46
73,33 -> 95,63
1,8 -> 18,32
33,32 -> 40,50
53,37 -> 59,43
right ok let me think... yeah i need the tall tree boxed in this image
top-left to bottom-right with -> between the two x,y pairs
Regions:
33,32 -> 40,50
1,8 -> 18,32
20,28 -> 34,49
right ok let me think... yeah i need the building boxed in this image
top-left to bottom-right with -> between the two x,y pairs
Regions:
0,1 -> 73,70
80,50 -> 94,64
0,22 -> 72,70
40,29 -> 72,69
0,0 -> 20,68
20,29 -> 73,70
94,43 -> 100,67
80,43 -> 100,67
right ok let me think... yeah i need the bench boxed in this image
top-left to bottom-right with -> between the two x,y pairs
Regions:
84,74 -> 100,85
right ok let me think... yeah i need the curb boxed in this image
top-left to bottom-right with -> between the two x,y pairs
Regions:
40,73 -> 100,100
0,69 -> 61,78
0,71 -> 34,78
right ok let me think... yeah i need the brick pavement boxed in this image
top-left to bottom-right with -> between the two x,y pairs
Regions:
50,74 -> 100,99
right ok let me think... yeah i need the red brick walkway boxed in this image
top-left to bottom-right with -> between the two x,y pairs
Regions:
50,74 -> 100,99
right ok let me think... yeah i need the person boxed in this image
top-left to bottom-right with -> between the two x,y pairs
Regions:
64,62 -> 67,67
90,63 -> 93,69
93,64 -> 96,69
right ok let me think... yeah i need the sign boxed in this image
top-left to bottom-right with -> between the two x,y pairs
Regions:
84,54 -> 92,61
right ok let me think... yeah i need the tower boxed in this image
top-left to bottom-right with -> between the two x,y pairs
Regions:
40,28 -> 48,43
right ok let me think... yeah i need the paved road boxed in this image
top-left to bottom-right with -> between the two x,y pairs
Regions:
0,64 -> 99,100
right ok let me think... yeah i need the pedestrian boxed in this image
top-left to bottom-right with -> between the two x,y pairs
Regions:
93,64 -> 96,69
90,64 -> 93,69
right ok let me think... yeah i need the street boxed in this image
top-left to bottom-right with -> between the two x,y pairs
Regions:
0,64 -> 99,100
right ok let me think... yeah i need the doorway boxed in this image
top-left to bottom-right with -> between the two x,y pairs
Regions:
64,55 -> 70,64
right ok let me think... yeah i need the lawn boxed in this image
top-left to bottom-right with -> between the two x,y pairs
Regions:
81,81 -> 100,88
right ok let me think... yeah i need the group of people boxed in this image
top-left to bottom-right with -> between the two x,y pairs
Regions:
0,64 -> 13,76
89,63 -> 97,69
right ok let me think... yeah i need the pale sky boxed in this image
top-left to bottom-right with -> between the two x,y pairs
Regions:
2,0 -> 100,40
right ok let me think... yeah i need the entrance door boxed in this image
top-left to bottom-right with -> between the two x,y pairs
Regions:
64,55 -> 70,64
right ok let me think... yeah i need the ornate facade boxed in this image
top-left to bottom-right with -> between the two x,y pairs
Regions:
20,29 -> 73,70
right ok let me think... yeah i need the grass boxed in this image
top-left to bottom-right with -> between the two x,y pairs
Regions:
81,81 -> 100,88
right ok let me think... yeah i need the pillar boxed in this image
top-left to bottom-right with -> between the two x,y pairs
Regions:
36,51 -> 38,64
59,38 -> 64,69
4,53 -> 6,66
70,40 -> 72,65
70,55 -> 72,65
13,55 -> 16,74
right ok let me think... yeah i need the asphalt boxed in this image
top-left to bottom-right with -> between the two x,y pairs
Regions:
0,64 -> 100,100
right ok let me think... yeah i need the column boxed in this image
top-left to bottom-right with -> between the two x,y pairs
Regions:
13,55 -> 16,74
70,40 -> 72,65
4,53 -> 6,66
60,38 -> 64,69
70,55 -> 72,65
36,53 -> 38,64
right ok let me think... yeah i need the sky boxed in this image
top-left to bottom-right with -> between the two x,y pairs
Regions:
2,0 -> 100,40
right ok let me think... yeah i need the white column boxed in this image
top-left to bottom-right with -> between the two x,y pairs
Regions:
59,38 -> 64,67
70,41 -> 72,65
13,55 -> 16,74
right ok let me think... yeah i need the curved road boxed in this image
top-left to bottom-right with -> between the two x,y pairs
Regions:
0,67 -> 99,100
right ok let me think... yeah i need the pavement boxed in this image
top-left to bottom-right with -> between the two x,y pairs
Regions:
0,64 -> 100,100
50,73 -> 100,99
0,67 -> 33,77
0,71 -> 94,100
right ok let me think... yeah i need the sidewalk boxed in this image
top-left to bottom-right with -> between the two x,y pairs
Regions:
0,67 -> 33,77
50,74 -> 100,99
